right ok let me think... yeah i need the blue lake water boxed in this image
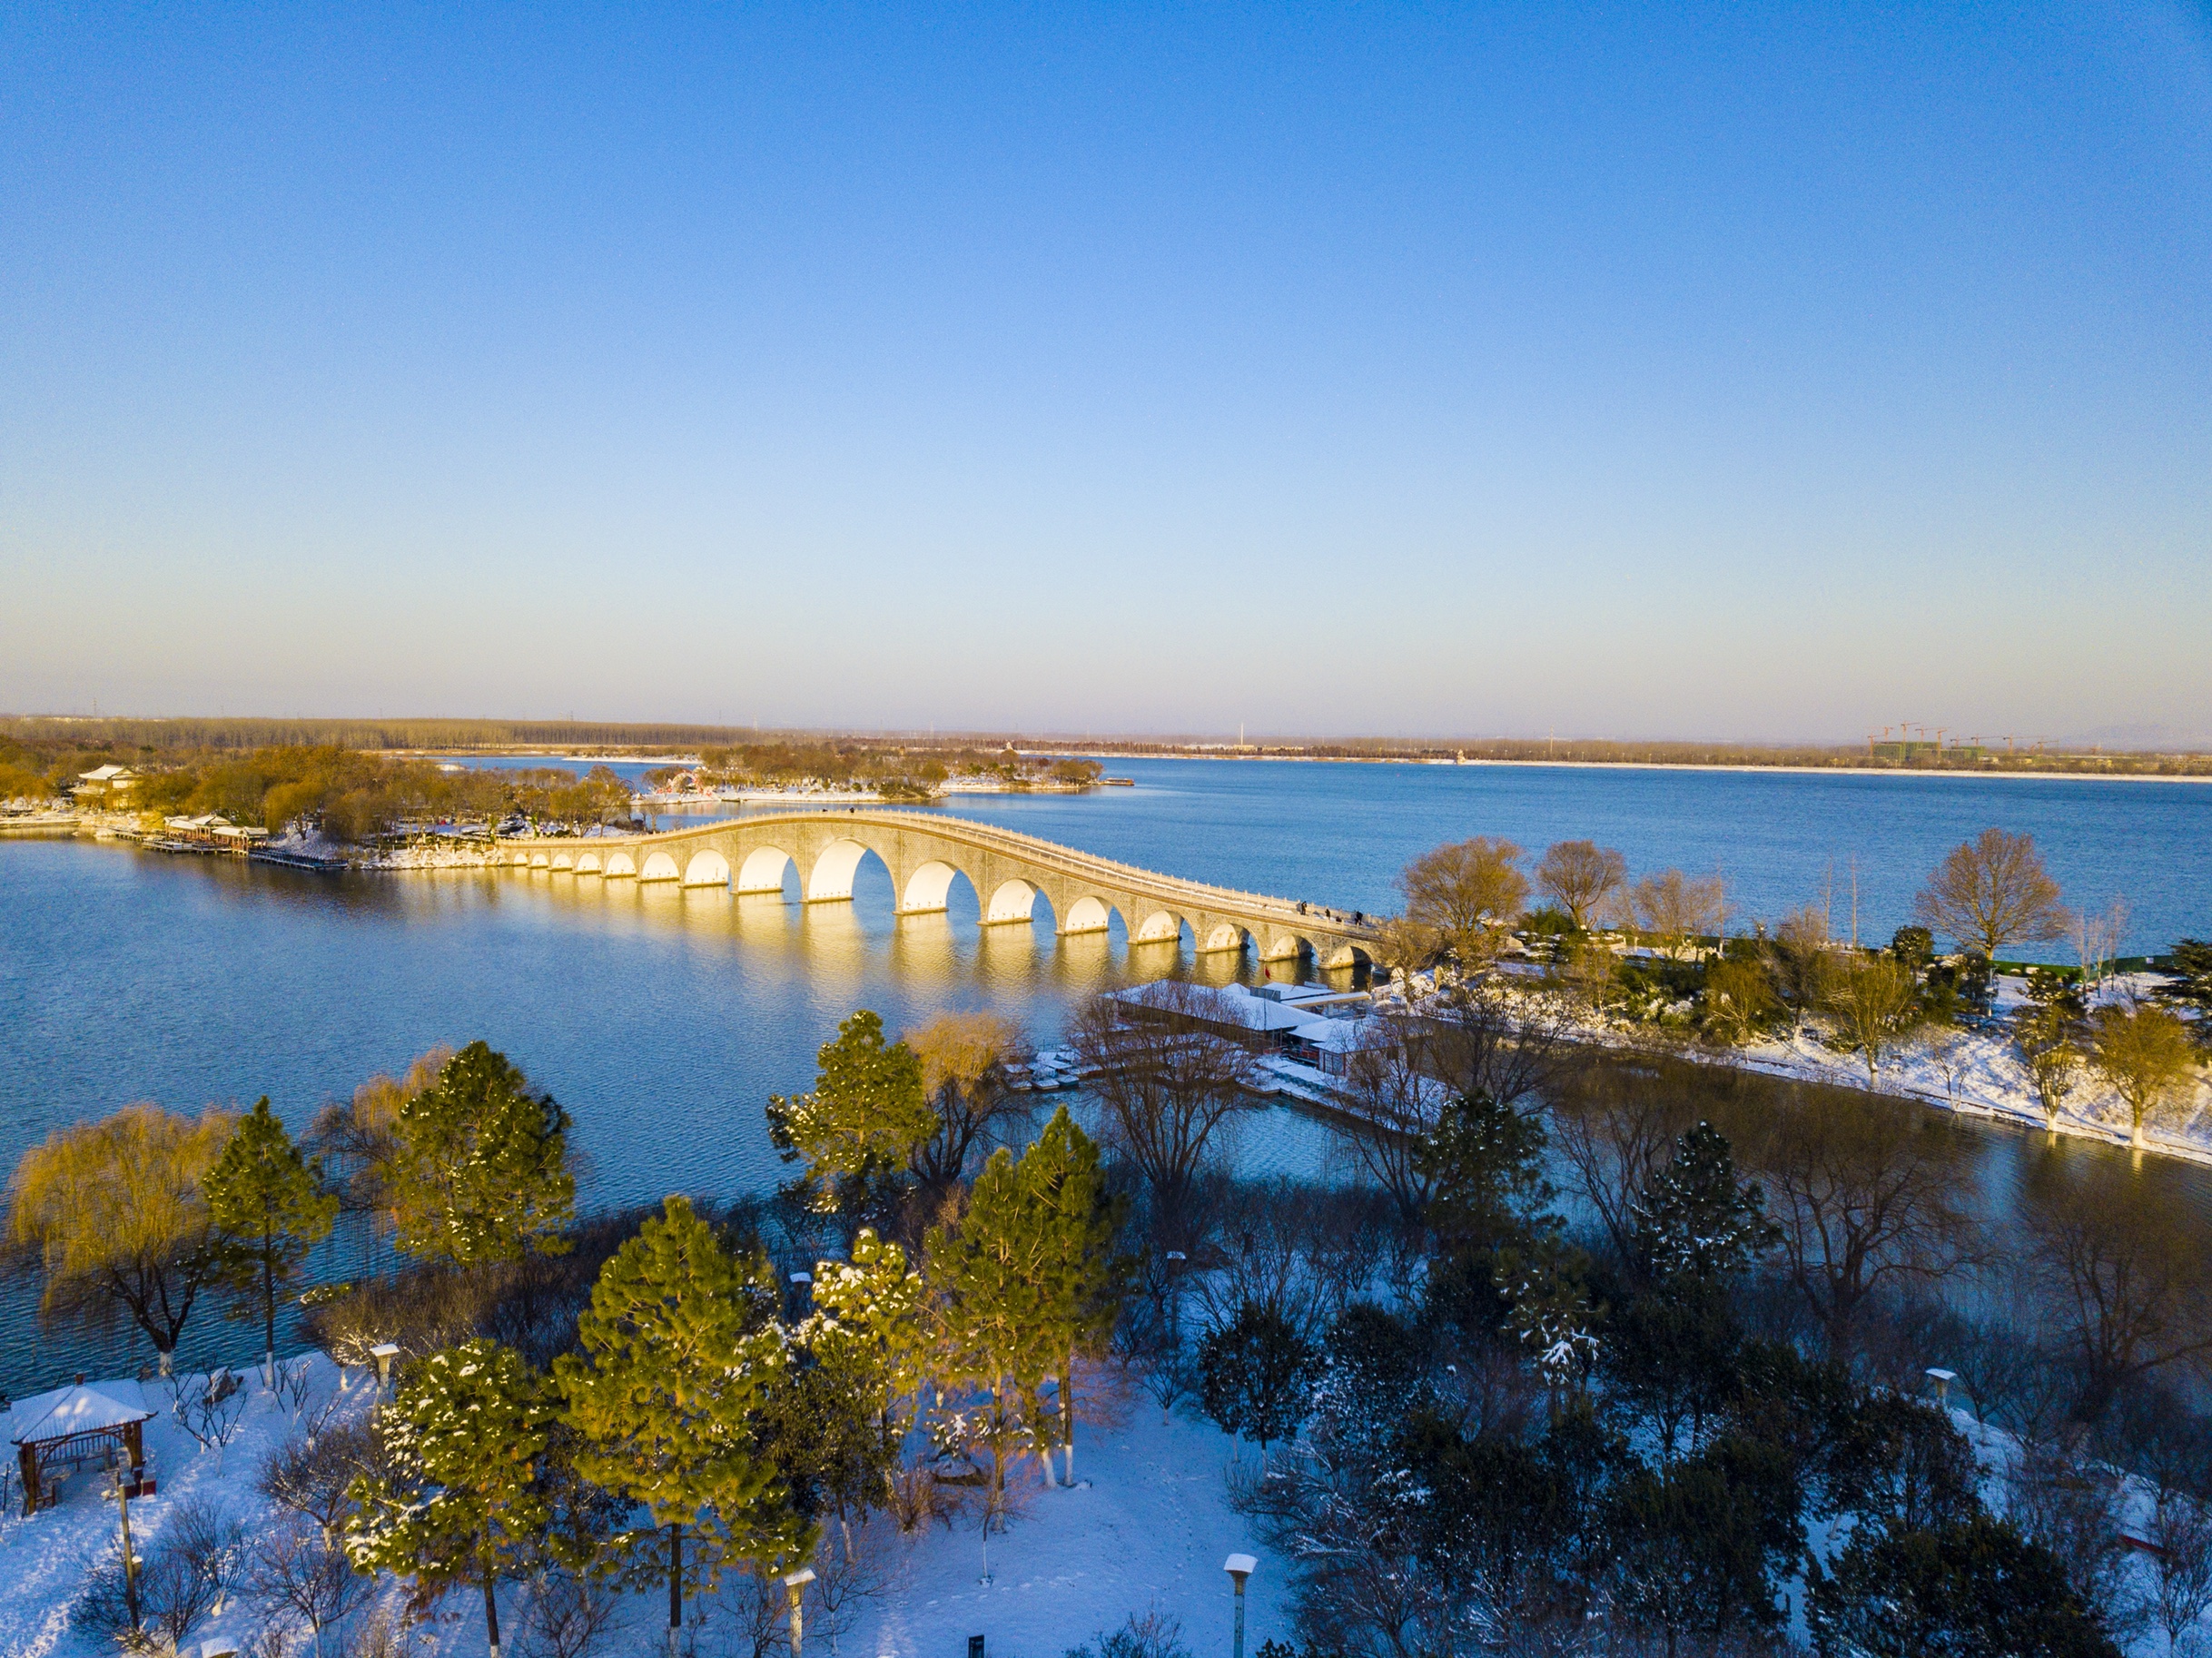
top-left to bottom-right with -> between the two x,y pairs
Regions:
1,757 -> 2206,1390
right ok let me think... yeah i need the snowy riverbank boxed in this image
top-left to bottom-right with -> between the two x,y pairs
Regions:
1386,968 -> 2212,1167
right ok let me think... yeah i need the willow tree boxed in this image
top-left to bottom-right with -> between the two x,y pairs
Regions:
6,1104 -> 236,1372
306,1045 -> 451,1245
905,1011 -> 1027,1195
204,1098 -> 338,1383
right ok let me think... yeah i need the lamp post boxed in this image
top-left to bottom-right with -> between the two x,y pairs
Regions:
1925,1367 -> 1957,1408
780,1564 -> 815,1658
1224,1554 -> 1257,1658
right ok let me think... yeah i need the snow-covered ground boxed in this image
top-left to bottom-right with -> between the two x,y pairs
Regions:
1699,972 -> 2212,1162
1385,968 -> 2212,1166
0,1357 -> 1287,1658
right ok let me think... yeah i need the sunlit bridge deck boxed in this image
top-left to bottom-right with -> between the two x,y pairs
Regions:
494,809 -> 1380,968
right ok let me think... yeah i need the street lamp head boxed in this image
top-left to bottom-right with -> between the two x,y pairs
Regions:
1224,1553 -> 1257,1591
782,1565 -> 816,1591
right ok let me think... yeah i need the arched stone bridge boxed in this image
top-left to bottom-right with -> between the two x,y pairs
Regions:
493,809 -> 1381,968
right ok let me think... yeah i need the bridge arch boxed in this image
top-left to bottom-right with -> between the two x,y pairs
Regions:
736,845 -> 794,894
985,877 -> 1041,925
576,852 -> 602,874
901,860 -> 965,914
639,850 -> 680,883
605,851 -> 636,878
1200,922 -> 1251,956
1062,894 -> 1114,936
1130,908 -> 1186,947
1259,932 -> 1316,963
807,839 -> 871,903
684,849 -> 732,889
551,852 -> 574,871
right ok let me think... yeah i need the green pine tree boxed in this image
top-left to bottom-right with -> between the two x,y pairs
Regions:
1633,1120 -> 1780,1287
1019,1106 -> 1127,1485
388,1042 -> 575,1265
345,1339 -> 552,1658
554,1196 -> 810,1651
1417,1090 -> 1555,1252
927,1146 -> 1059,1506
804,1227 -> 928,1532
765,1011 -> 935,1218
202,1096 -> 339,1379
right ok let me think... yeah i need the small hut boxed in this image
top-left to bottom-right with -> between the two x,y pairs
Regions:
8,1382 -> 153,1514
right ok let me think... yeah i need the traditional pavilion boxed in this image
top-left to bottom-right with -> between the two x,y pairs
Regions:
8,1381 -> 153,1514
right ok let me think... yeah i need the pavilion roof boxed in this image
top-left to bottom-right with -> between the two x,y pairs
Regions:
7,1382 -> 153,1446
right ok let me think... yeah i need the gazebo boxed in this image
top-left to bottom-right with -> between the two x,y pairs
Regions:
8,1382 -> 153,1515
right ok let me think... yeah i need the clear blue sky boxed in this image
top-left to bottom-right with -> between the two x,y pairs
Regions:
4,4 -> 2207,741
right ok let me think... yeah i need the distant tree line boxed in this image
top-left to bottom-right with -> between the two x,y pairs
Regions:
1376,827 -> 2209,1148
675,743 -> 1101,796
0,735 -> 631,841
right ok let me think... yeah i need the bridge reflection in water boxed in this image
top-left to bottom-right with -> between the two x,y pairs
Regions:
493,809 -> 1381,974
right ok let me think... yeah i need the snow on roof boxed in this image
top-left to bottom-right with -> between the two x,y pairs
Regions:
1112,981 -> 1312,1033
7,1382 -> 153,1446
1289,1017 -> 1368,1052
76,765 -> 133,783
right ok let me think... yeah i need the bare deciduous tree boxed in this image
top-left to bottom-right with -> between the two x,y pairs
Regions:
1913,828 -> 2067,960
2071,898 -> 2129,993
1628,870 -> 1729,959
515,1566 -> 625,1658
2088,1000 -> 2200,1149
2143,1489 -> 2212,1655
1071,984 -> 1258,1248
1767,903 -> 1835,1011
241,1516 -> 375,1657
1819,952 -> 1925,1083
1535,840 -> 1626,931
1427,978 -> 1574,1112
1738,1090 -> 1980,1362
259,1420 -> 386,1545
1334,1020 -> 1453,1228
1397,837 -> 1528,969
2024,1152 -> 2212,1423
904,1011 -> 1030,1193
1547,1061 -> 1700,1273
2006,1436 -> 2141,1643
1701,955 -> 1782,1047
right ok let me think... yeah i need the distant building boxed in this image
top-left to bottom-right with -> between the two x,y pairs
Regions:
71,765 -> 137,805
162,814 -> 269,852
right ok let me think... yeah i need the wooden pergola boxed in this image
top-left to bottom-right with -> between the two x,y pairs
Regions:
8,1383 -> 153,1515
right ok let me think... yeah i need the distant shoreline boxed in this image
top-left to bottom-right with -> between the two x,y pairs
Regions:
1060,751 -> 2212,785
